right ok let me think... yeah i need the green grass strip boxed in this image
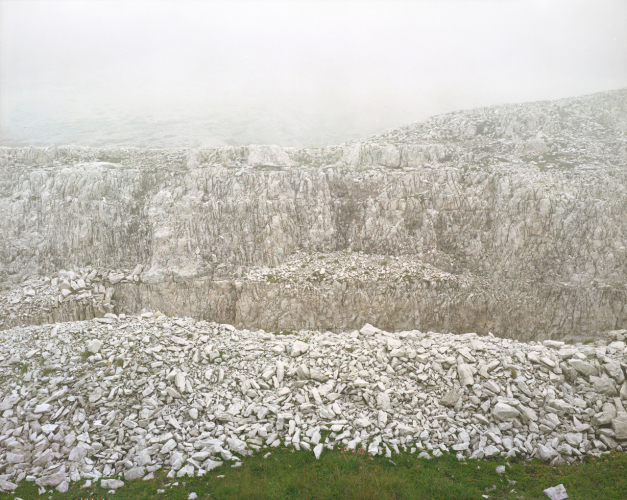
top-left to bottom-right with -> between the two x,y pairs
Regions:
2,447 -> 626,500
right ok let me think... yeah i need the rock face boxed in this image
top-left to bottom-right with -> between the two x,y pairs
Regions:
1,89 -> 627,339
0,316 -> 625,488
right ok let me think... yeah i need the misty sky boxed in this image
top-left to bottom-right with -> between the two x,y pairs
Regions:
1,0 -> 626,148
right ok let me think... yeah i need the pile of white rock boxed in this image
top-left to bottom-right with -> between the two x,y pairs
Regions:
0,315 -> 626,493
244,250 -> 468,285
0,266 -> 144,330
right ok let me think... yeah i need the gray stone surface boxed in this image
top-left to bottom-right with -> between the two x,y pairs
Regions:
1,89 -> 627,339
0,479 -> 17,492
543,484 -> 569,500
124,466 -> 147,481
101,479 -> 125,489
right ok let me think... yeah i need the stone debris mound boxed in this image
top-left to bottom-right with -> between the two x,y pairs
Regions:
0,315 -> 626,491
0,267 -> 142,330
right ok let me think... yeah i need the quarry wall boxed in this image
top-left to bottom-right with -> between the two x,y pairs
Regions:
1,88 -> 626,340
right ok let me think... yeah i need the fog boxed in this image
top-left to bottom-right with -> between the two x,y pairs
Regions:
1,0 -> 626,148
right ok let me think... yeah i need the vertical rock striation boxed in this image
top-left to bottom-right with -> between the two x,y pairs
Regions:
1,88 -> 626,339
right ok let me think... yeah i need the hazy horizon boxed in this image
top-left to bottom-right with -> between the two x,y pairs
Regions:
1,0 -> 626,148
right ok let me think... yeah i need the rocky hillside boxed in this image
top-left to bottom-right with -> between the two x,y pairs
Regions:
1,88 -> 626,339
0,315 -> 625,493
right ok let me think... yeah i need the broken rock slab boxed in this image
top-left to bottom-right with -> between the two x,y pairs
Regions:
86,339 -> 103,354
101,479 -> 124,489
493,403 -> 520,421
0,479 -> 18,492
124,466 -> 147,481
543,484 -> 568,500
457,363 -> 474,386
359,323 -> 381,336
440,388 -> 463,407
291,340 -> 309,357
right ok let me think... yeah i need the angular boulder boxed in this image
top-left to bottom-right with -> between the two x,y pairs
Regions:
590,375 -> 617,396
493,402 -> 520,421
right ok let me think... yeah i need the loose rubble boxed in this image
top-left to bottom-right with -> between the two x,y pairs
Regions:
0,316 -> 626,492
0,252 -> 484,332
0,267 -> 142,330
